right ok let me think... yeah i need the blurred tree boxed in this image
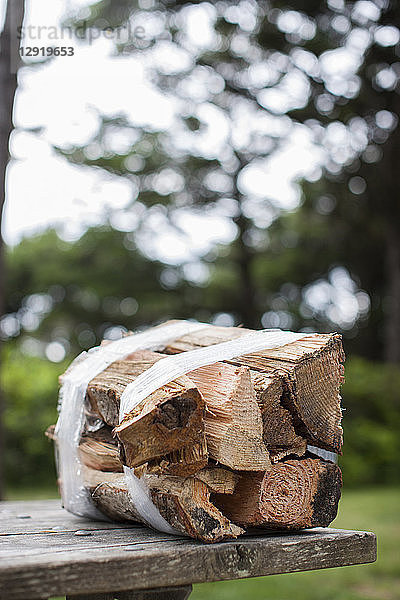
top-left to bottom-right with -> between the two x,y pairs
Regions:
0,0 -> 25,499
2,345 -> 66,490
278,1 -> 400,363
4,225 -> 209,355
340,355 -> 400,485
55,0 -> 399,362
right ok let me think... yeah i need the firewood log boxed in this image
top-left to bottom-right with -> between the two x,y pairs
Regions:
83,466 -> 243,543
213,456 -> 342,529
85,356 -> 206,468
161,323 -> 344,454
89,349 -> 270,472
51,422 -> 206,478
251,373 -> 308,462
78,437 -> 123,473
188,362 -> 270,470
134,438 -> 208,477
76,424 -> 122,472
129,350 -> 270,470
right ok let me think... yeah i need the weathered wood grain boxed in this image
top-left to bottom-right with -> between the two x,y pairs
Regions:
0,500 -> 376,600
187,362 -> 270,470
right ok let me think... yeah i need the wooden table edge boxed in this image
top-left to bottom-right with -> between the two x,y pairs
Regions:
0,501 -> 377,600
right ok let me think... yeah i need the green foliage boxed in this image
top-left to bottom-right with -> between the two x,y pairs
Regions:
1,346 -> 66,488
5,226 -> 206,354
192,486 -> 400,600
340,357 -> 400,486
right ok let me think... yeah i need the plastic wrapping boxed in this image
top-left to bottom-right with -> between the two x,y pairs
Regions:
55,320 -> 312,532
55,320 -> 206,522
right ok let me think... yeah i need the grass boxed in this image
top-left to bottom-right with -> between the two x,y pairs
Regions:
6,483 -> 60,501
6,485 -> 399,600
191,486 -> 399,600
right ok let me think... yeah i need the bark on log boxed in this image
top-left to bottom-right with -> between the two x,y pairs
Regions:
83,467 -> 243,543
213,457 -> 342,529
162,323 -> 344,454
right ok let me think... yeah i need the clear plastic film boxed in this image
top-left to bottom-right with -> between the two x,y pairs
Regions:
55,320 -> 206,522
56,321 -> 311,532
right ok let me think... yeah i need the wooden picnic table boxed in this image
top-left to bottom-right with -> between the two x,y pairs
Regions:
0,499 -> 376,600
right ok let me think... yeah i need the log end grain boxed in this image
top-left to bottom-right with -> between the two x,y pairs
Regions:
214,457 -> 342,530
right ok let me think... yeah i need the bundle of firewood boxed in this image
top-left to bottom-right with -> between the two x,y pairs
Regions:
48,321 -> 344,543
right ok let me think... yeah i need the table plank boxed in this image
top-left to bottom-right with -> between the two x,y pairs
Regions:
0,500 -> 376,600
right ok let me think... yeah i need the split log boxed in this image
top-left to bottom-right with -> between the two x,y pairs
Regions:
85,355 -> 206,468
188,362 -> 270,470
52,417 -> 205,479
142,473 -> 243,542
83,466 -> 243,543
134,438 -> 208,478
47,424 -> 124,473
195,465 -> 239,494
131,350 -> 271,471
251,373 -> 308,462
78,437 -> 123,473
161,323 -> 344,454
213,457 -> 342,529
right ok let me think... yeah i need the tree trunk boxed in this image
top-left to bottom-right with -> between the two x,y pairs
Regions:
234,209 -> 259,329
0,0 -> 24,500
233,153 -> 259,329
384,224 -> 400,363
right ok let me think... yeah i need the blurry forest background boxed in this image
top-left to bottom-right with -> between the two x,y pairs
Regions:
1,0 -> 400,499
